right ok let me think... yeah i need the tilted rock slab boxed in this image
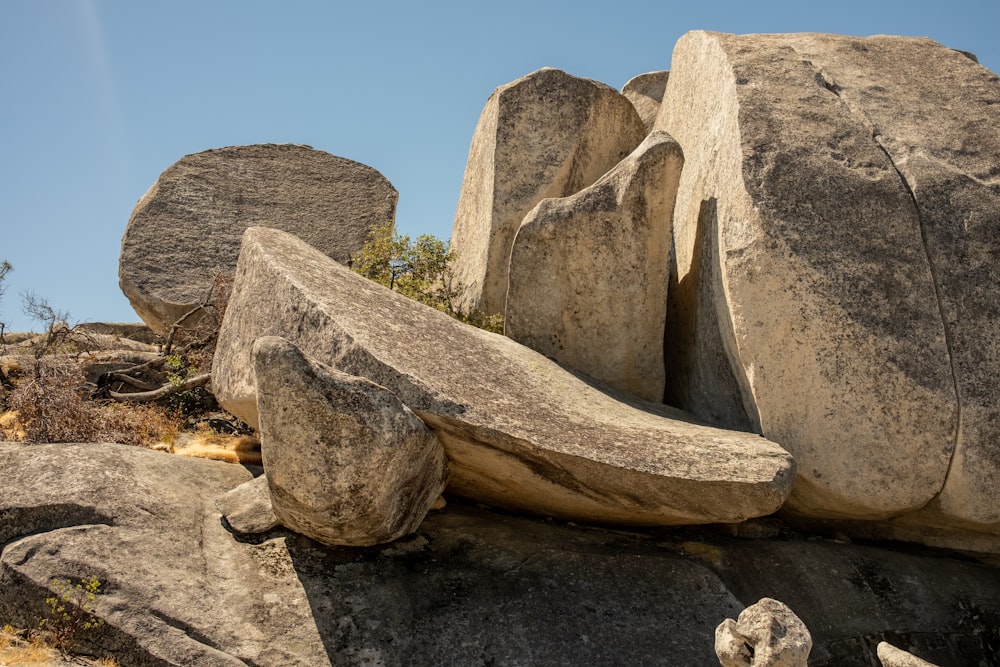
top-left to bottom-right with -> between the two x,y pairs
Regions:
622,70 -> 669,133
449,67 -> 647,316
251,336 -> 447,547
657,32 -> 1000,529
213,227 -> 794,526
119,144 -> 397,334
506,131 -> 683,402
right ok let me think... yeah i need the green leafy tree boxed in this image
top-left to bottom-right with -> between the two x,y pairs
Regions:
351,221 -> 503,333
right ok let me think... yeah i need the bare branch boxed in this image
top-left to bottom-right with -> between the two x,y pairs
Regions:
105,373 -> 161,391
163,304 -> 208,354
109,373 -> 211,403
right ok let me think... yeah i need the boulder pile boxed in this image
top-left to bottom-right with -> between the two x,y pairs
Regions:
3,28 -> 999,667
212,226 -> 793,528
112,31 -> 1000,555
445,32 -> 1000,554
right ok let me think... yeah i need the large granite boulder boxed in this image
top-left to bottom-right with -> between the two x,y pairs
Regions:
2,442 -> 998,666
505,131 -> 683,402
449,68 -> 647,316
213,227 -> 794,526
119,144 -> 397,334
656,31 -> 1000,534
622,70 -> 669,133
251,336 -> 447,547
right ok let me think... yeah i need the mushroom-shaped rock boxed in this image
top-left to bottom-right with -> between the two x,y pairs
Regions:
657,31 -> 1000,530
213,226 -> 795,526
119,144 -> 397,334
450,68 -> 647,316
506,130 -> 683,402
715,598 -> 812,667
251,336 -> 448,547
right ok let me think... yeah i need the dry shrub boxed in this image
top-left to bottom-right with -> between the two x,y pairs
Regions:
7,359 -> 181,445
7,360 -> 96,443
93,402 -> 181,447
0,622 -> 119,665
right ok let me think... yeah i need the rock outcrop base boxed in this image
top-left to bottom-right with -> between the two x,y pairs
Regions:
2,442 -> 998,666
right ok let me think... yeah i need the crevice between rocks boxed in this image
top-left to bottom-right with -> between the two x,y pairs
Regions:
148,608 -> 256,667
803,54 -> 964,501
873,134 -> 964,499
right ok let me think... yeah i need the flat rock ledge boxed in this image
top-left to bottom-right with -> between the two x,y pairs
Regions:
2,442 -> 998,666
213,227 -> 795,526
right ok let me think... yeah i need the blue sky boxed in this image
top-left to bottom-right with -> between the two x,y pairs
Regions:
1,0 -> 998,332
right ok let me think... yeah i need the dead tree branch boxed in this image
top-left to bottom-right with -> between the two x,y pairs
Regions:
109,373 -> 211,403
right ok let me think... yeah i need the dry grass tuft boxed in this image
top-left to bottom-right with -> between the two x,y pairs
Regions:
172,430 -> 262,465
0,410 -> 26,440
0,623 -> 120,665
0,624 -> 59,665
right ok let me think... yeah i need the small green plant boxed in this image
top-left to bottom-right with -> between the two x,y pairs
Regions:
162,352 -> 209,414
38,576 -> 106,653
351,221 -> 504,333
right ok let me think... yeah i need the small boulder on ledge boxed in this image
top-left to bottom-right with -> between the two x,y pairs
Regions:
250,335 -> 448,547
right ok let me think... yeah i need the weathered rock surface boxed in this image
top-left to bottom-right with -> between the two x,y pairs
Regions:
657,31 -> 1000,531
3,442 -> 999,666
0,442 -> 319,666
774,34 -> 1000,533
715,598 -> 812,666
877,642 -> 939,667
119,144 -> 397,334
622,70 -> 669,132
251,336 -> 447,547
213,227 -> 794,526
449,68 -> 647,315
506,131 -> 683,402
716,618 -> 754,666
